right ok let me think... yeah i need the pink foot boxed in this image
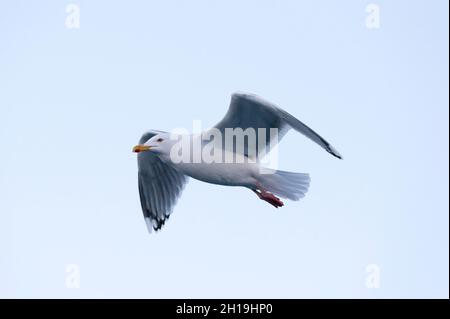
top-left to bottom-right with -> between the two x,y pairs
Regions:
253,189 -> 284,208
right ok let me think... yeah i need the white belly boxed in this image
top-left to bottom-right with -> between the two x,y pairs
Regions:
159,146 -> 260,187
173,161 -> 258,187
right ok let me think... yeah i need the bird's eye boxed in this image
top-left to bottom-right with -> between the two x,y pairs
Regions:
157,138 -> 163,142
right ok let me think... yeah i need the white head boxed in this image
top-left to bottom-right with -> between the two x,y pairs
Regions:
132,132 -> 173,156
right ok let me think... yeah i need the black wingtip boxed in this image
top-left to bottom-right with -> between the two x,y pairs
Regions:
327,146 -> 343,160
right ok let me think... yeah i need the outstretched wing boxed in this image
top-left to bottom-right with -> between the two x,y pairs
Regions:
137,131 -> 188,232
211,93 -> 342,159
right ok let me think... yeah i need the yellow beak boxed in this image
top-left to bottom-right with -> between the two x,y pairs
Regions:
132,144 -> 151,153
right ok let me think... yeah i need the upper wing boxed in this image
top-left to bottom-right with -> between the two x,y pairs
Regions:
137,131 -> 188,232
211,93 -> 342,159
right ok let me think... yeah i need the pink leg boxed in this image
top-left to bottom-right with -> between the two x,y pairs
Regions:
252,188 -> 284,208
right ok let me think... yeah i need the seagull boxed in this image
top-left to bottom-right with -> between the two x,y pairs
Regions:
133,93 -> 342,232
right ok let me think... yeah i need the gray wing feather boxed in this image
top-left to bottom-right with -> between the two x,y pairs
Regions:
137,130 -> 188,232
212,93 -> 342,159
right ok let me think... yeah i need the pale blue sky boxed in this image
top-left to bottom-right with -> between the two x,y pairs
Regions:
0,0 -> 448,298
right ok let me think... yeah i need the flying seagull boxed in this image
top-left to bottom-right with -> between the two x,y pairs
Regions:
133,93 -> 342,232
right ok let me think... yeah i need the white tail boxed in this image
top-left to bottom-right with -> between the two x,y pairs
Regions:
257,170 -> 311,201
